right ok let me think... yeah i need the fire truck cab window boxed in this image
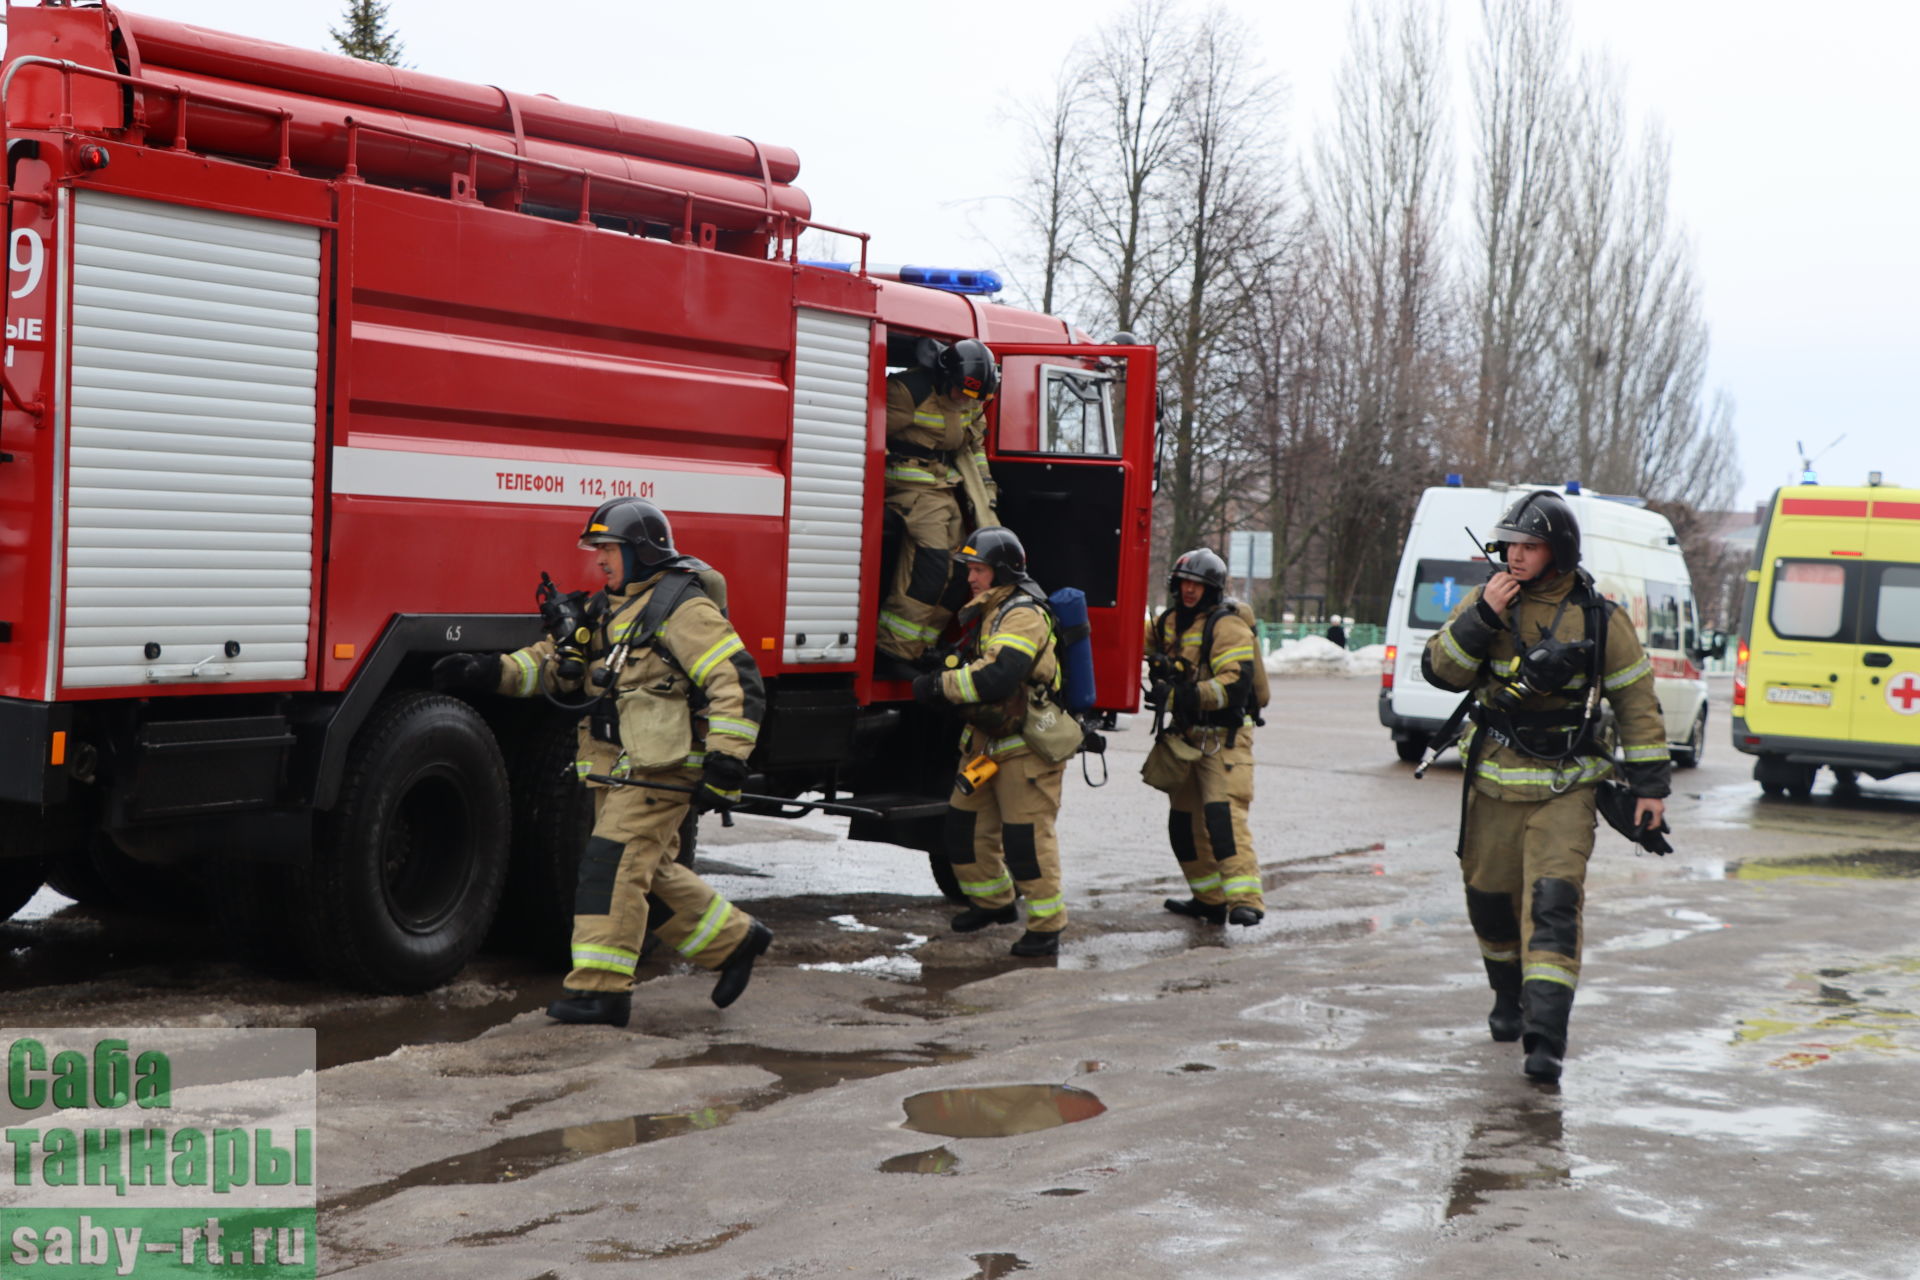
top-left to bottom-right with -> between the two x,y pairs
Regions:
1039,366 -> 1118,456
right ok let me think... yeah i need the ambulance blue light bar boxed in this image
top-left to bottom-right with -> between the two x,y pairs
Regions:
799,261 -> 1004,295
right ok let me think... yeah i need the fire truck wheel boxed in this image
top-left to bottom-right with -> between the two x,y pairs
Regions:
300,691 -> 511,993
928,851 -> 966,903
0,855 -> 48,922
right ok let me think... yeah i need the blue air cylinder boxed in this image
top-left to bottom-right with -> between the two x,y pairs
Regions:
1049,587 -> 1097,711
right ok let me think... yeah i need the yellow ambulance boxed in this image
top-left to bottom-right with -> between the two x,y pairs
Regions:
1732,481 -> 1920,796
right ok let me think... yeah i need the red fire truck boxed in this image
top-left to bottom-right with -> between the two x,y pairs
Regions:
0,4 -> 1157,990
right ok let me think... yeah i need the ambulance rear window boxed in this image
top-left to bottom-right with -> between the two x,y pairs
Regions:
1408,559 -> 1484,629
1870,565 -> 1920,646
1769,560 -> 1852,642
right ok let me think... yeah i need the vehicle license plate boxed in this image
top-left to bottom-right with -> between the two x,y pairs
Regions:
1765,686 -> 1832,707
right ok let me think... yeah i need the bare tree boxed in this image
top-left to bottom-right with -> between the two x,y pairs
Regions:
1309,0 -> 1457,616
1466,0 -> 1570,480
1006,67 -> 1090,317
1150,7 -> 1289,556
1067,0 -> 1194,336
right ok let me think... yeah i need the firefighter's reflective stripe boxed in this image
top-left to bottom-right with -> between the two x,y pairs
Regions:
1222,875 -> 1262,898
689,634 -> 745,685
676,895 -> 735,958
1026,893 -> 1065,918
953,667 -> 980,704
1480,941 -> 1520,962
1621,742 -> 1670,763
885,464 -> 939,484
987,631 -> 1040,659
1212,644 -> 1256,669
707,715 -> 759,744
684,751 -> 708,767
508,650 -> 540,695
1525,961 -> 1578,989
1473,755 -> 1612,789
880,610 -> 940,642
1179,628 -> 1204,647
1604,656 -> 1653,690
1440,626 -> 1482,671
572,943 -> 639,976
960,871 -> 1013,897
1185,871 -> 1223,893
988,734 -> 1026,759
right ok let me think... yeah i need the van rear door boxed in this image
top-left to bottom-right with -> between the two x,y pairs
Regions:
1745,497 -> 1868,742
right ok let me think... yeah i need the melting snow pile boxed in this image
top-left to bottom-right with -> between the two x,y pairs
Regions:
1264,637 -> 1386,679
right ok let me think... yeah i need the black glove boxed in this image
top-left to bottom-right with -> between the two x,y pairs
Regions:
1171,682 -> 1200,722
694,754 -> 749,814
432,652 -> 497,694
912,672 -> 948,707
1144,681 -> 1172,711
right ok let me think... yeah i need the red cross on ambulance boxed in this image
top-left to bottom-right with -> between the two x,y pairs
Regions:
1889,672 -> 1920,716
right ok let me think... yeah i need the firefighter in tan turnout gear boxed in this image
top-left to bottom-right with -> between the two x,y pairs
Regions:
1144,548 -> 1267,927
911,527 -> 1072,957
875,339 -> 1000,678
1422,489 -> 1671,1083
434,498 -> 772,1027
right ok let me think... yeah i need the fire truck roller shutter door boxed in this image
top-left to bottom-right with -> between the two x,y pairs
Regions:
61,191 -> 321,690
784,310 -> 872,665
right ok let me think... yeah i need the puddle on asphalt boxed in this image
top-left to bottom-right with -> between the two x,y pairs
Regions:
1445,1102 -> 1569,1220
901,1084 -> 1105,1137
1730,849 -> 1920,882
1735,955 -> 1920,1068
328,1044 -> 969,1217
879,1145 -> 960,1175
968,1253 -> 1032,1278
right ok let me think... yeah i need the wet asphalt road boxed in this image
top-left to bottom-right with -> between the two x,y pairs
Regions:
5,676 -> 1920,1278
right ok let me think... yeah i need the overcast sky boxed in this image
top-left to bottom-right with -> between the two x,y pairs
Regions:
80,0 -> 1920,509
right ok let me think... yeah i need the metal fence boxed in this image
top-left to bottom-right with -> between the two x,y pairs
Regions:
1254,621 -> 1384,652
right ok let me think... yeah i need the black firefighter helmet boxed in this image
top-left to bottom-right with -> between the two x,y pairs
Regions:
579,497 -> 677,586
937,338 -> 1000,401
954,526 -> 1028,589
1167,547 -> 1228,608
1487,489 -> 1581,575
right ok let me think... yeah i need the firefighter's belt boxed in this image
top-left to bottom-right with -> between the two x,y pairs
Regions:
886,439 -> 958,464
1471,703 -> 1588,757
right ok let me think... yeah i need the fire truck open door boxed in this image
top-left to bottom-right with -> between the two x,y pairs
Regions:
984,341 -> 1157,714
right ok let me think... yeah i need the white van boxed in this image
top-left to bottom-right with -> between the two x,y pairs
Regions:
1378,481 -> 1715,767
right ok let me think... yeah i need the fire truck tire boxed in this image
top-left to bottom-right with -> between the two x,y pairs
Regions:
928,851 -> 966,903
0,856 -> 48,922
299,691 -> 511,993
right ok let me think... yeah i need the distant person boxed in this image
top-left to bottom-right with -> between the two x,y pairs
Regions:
1421,490 -> 1670,1083
1325,619 -> 1348,650
1143,548 -> 1266,928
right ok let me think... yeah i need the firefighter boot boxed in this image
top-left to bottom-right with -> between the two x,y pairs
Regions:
1523,1037 -> 1564,1084
1228,906 -> 1265,927
951,903 -> 1019,933
1485,959 -> 1523,1042
711,921 -> 773,1009
547,989 -> 632,1027
1010,929 -> 1060,957
1164,897 -> 1227,925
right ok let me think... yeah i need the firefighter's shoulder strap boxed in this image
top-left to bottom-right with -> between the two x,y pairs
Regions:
1201,597 -> 1270,721
893,367 -> 935,407
991,591 -> 1058,690
628,568 -> 710,665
